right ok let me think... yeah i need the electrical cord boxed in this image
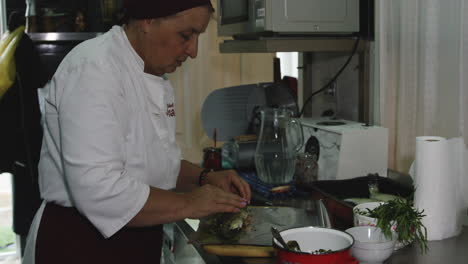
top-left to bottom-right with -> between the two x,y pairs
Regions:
298,36 -> 361,117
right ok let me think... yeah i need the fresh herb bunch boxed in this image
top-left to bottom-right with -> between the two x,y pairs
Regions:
355,199 -> 428,253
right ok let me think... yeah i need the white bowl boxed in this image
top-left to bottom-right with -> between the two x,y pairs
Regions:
273,226 -> 354,253
353,202 -> 408,250
353,202 -> 384,227
346,226 -> 397,264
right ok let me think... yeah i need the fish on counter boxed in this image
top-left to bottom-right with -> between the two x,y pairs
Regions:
202,207 -> 252,243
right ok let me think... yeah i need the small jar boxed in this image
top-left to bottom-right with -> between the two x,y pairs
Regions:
203,147 -> 222,170
294,152 -> 318,184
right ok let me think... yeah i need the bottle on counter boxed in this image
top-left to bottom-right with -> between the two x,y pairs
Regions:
294,152 -> 318,185
202,147 -> 222,170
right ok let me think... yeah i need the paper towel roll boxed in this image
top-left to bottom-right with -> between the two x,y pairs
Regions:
414,136 -> 463,240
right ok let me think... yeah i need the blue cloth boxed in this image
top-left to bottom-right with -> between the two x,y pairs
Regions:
237,170 -> 297,200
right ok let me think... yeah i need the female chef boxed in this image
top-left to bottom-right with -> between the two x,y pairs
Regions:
22,0 -> 251,263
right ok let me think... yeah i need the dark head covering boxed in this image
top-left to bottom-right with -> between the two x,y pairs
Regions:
123,0 -> 213,20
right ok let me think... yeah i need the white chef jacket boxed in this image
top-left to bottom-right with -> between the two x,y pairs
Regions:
23,25 -> 181,263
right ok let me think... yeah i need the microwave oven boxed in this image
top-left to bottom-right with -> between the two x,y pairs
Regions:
299,119 -> 388,181
217,0 -> 360,38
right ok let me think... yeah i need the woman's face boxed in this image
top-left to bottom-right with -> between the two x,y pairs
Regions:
137,6 -> 212,76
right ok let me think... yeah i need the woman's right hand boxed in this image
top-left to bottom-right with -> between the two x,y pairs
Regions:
183,184 -> 248,219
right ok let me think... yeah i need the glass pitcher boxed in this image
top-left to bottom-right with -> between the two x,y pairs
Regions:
254,108 -> 304,185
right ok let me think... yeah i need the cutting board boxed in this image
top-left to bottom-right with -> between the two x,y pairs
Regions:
202,244 -> 275,257
191,202 -> 330,257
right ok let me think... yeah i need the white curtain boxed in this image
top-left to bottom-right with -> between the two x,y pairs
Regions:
379,0 -> 468,172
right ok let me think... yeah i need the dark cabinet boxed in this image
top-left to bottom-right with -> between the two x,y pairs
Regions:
6,0 -> 124,80
30,32 -> 102,80
2,1 -> 125,254
6,0 -> 123,33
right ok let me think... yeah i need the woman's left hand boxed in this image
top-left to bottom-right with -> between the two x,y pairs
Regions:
204,170 -> 251,202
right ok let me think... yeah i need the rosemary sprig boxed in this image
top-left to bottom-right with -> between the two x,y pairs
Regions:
355,199 -> 428,253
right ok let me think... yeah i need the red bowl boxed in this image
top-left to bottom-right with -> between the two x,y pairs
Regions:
273,226 -> 358,264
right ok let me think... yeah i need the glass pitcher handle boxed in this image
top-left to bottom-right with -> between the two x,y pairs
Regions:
290,118 -> 304,152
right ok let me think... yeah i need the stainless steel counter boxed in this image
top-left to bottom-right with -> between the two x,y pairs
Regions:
167,170 -> 467,263
172,219 -> 468,264
388,227 -> 468,264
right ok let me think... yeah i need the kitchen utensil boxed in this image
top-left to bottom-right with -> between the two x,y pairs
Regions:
271,227 -> 289,250
346,226 -> 397,264
201,84 -> 257,141
201,82 -> 298,142
273,226 -> 358,264
254,107 -> 303,185
221,139 -> 257,169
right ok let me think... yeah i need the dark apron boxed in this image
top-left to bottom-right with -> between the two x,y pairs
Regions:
36,203 -> 163,264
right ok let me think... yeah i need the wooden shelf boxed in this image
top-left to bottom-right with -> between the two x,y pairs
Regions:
219,37 -> 365,53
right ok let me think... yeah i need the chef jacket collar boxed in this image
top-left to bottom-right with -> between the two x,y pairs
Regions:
118,26 -> 167,82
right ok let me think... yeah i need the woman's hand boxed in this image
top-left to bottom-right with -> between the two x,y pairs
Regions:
184,184 -> 248,219
204,170 -> 251,202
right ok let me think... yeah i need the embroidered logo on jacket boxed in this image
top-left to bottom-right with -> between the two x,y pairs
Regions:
166,103 -> 176,117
